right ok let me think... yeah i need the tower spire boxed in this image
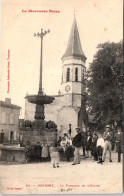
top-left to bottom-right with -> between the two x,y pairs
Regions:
62,16 -> 87,61
74,6 -> 75,17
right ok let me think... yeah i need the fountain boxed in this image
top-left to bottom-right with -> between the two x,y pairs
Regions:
0,29 -> 57,164
20,28 -> 57,146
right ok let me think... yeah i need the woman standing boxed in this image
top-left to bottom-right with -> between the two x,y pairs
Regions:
41,140 -> 49,162
25,140 -> 31,163
86,132 -> 92,158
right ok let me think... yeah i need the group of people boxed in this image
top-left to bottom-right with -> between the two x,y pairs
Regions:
25,125 -> 123,167
25,134 -> 74,167
71,126 -> 123,165
25,140 -> 50,163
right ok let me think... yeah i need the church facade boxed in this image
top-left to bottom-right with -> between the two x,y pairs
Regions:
25,17 -> 87,137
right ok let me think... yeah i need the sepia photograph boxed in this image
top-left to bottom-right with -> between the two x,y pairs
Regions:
0,0 -> 123,194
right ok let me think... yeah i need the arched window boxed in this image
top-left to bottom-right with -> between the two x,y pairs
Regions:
82,72 -> 85,82
66,68 -> 70,82
2,112 -> 6,124
10,113 -> 14,124
62,72 -> 63,83
75,67 -> 78,81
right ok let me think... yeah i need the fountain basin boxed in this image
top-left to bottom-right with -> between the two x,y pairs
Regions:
25,94 -> 55,105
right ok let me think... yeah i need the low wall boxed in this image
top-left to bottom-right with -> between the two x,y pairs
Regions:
0,145 -> 25,163
0,145 -> 74,163
0,130 -> 58,163
21,130 -> 57,146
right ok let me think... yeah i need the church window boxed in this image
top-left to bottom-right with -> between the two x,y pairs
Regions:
82,72 -> 85,82
62,72 -> 63,83
2,112 -> 6,124
10,113 -> 14,124
75,68 -> 78,81
66,68 -> 70,82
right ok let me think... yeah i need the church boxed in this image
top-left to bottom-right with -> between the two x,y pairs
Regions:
25,16 -> 88,137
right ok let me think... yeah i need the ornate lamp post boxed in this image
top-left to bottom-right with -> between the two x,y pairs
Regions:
34,29 -> 50,95
26,28 -> 54,121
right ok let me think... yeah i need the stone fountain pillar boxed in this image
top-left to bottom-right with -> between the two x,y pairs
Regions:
35,104 -> 45,120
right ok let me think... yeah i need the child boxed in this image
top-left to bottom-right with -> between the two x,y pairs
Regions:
96,133 -> 105,164
49,143 -> 60,168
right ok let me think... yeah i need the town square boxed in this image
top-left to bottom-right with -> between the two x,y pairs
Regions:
0,152 -> 123,194
0,0 -> 123,194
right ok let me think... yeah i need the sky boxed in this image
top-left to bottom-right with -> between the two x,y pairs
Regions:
0,0 -> 123,118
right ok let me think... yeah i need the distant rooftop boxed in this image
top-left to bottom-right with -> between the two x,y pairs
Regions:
0,98 -> 21,109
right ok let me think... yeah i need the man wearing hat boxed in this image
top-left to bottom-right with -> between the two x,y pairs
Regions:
115,127 -> 123,162
102,125 -> 113,162
72,127 -> 83,165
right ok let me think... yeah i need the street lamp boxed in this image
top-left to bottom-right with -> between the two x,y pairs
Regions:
34,29 -> 50,95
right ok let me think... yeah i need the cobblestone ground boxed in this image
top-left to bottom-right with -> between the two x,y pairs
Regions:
0,152 -> 123,194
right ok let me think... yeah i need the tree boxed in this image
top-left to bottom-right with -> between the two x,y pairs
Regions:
86,41 -> 123,131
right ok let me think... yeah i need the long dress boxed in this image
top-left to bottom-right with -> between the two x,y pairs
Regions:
25,144 -> 31,162
65,138 -> 74,161
42,144 -> 49,158
91,135 -> 98,160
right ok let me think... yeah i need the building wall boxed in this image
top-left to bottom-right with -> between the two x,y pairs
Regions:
0,101 -> 21,143
25,96 -> 85,137
57,106 -> 79,137
25,98 -> 85,138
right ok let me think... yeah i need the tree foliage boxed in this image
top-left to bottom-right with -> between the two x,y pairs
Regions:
86,41 -> 123,130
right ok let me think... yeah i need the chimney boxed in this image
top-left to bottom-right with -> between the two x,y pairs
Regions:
5,98 -> 11,104
58,89 -> 61,95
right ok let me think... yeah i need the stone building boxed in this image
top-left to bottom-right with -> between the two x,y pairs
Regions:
0,98 -> 21,143
25,16 -> 88,137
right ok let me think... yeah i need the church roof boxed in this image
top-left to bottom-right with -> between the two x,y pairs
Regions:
62,16 -> 87,61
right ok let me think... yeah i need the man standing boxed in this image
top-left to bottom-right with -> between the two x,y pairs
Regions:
115,127 -> 123,162
34,142 -> 42,162
82,131 -> 87,157
68,124 -> 72,137
0,130 -> 5,144
102,126 -> 113,162
72,127 -> 83,165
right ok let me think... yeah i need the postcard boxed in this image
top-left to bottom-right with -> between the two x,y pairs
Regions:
0,0 -> 123,194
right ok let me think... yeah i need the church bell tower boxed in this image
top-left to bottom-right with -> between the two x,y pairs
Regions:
61,16 -> 87,107
58,16 -> 87,136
